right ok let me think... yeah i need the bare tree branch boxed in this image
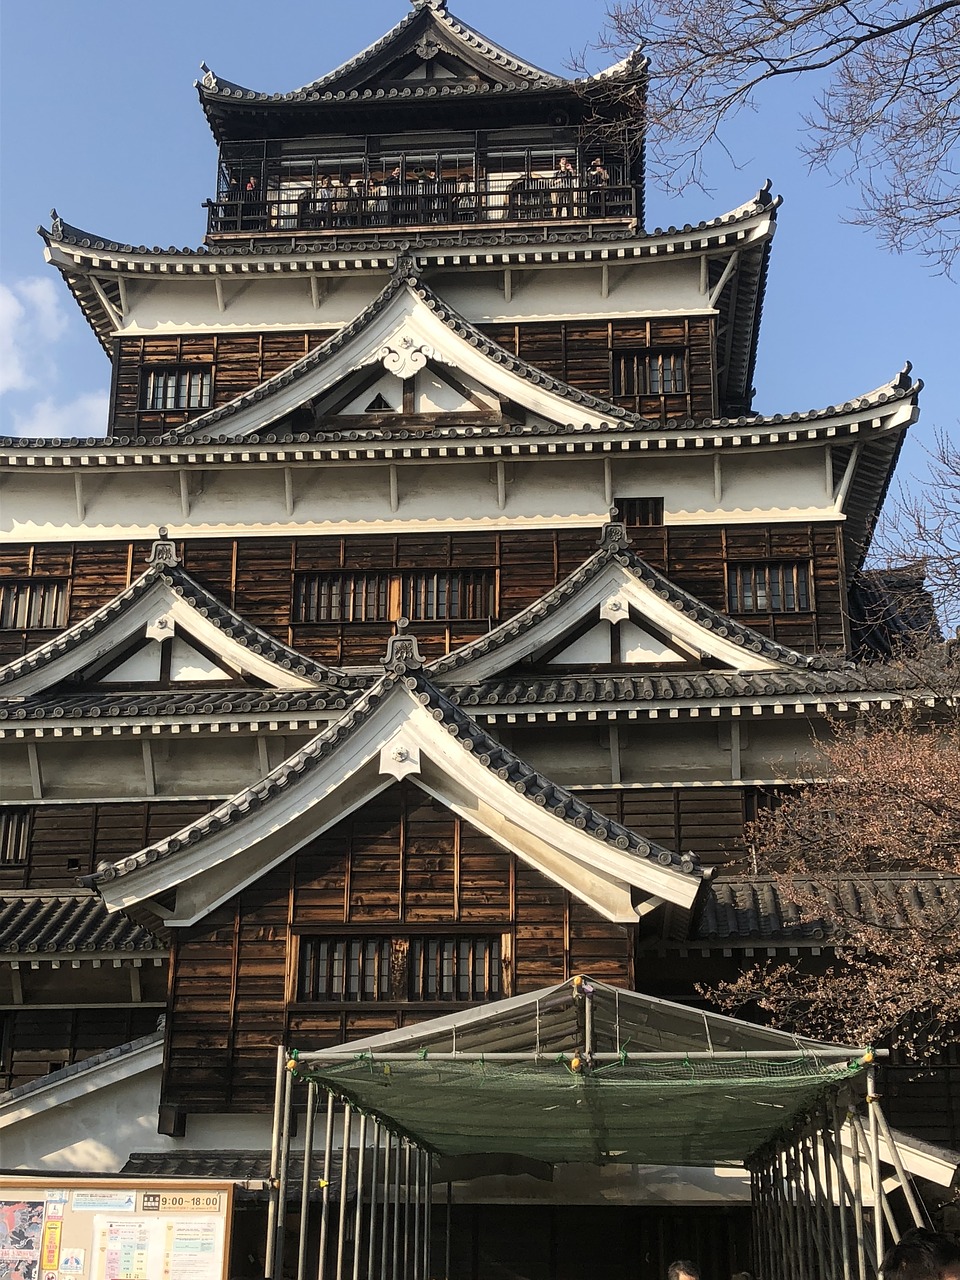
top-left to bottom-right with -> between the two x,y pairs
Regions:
592,0 -> 960,269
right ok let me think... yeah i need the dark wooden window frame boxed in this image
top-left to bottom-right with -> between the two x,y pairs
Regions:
0,810 -> 31,865
292,569 -> 497,624
612,348 -> 687,402
139,365 -> 213,413
614,496 -> 664,527
0,579 -> 67,630
296,933 -> 503,1004
726,560 -> 814,614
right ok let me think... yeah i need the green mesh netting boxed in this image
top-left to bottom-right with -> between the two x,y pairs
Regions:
294,1054 -> 865,1166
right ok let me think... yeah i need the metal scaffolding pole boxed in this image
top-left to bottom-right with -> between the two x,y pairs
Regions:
412,1146 -> 422,1280
367,1121 -> 381,1280
298,1081 -> 319,1280
353,1113 -> 368,1280
830,1100 -> 854,1280
849,1113 -> 870,1280
318,1091 -> 336,1280
868,1066 -> 885,1266
380,1132 -> 393,1280
851,1112 -> 900,1246
265,1045 -> 288,1280
423,1151 -> 433,1280
273,1055 -> 295,1280
445,1181 -> 452,1280
818,1104 -> 841,1278
336,1105 -> 354,1280
871,1097 -> 928,1229
403,1143 -> 413,1280
392,1135 -> 402,1280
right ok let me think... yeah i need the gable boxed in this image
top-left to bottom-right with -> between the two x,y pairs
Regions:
0,539 -> 342,699
344,36 -> 506,92
544,618 -> 694,669
84,634 -> 236,687
169,268 -> 641,442
91,669 -> 703,930
313,354 -> 498,424
432,556 -> 804,687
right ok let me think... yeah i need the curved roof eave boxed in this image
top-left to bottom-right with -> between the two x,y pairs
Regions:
194,3 -> 574,122
86,652 -> 704,927
37,189 -> 776,408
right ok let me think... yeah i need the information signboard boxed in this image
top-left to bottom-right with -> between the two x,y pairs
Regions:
0,1178 -> 233,1280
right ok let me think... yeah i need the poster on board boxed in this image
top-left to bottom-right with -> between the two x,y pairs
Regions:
0,1182 -> 232,1280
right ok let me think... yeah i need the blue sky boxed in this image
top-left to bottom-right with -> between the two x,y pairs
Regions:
1,0 -> 955,504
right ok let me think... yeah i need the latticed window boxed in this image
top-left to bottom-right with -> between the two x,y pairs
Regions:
612,350 -> 686,399
0,580 -> 66,629
141,366 -> 212,412
294,572 -> 392,623
298,938 -> 392,1002
614,497 -> 664,527
297,935 -> 503,1003
0,810 -> 31,865
293,571 -> 495,623
727,562 -> 812,613
409,936 -> 501,1002
401,572 -> 495,622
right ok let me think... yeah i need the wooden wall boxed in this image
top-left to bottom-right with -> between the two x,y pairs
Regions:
110,332 -> 334,437
161,784 -> 635,1114
0,801 -> 217,890
579,786 -> 765,871
106,318 -> 715,438
482,317 -> 717,420
0,1007 -> 160,1093
0,522 -> 849,663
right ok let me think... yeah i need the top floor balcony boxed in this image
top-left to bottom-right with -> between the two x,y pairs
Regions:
203,134 -> 640,240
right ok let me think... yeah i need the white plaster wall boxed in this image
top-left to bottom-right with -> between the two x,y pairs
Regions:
0,1065 -> 279,1172
119,259 -> 708,336
619,723 -> 734,785
0,738 -> 256,802
738,719 -> 829,779
0,448 -> 839,543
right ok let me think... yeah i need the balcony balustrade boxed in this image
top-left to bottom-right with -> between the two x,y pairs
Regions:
205,174 -> 638,237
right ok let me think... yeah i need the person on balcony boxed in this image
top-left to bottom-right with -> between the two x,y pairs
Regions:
313,174 -> 334,228
587,156 -> 610,216
551,156 -> 576,218
240,175 -> 263,231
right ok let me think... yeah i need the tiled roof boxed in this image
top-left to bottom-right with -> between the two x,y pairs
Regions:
121,1150 -> 354,1199
143,250 -> 917,456
40,211 -> 645,261
196,2 -> 569,111
452,666 -> 908,711
0,688 -> 363,725
692,875 -> 960,945
0,1031 -> 163,1105
431,524 -> 850,678
0,892 -> 164,956
0,538 -> 350,693
89,655 -> 702,891
33,193 -> 775,414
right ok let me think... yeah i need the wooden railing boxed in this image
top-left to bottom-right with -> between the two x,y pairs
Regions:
205,180 -> 638,236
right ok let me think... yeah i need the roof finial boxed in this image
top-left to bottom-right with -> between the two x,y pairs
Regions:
147,526 -> 180,567
384,617 -> 424,672
600,521 -> 632,551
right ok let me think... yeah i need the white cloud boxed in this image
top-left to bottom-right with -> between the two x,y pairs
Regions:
10,391 -> 110,440
0,276 -> 70,396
